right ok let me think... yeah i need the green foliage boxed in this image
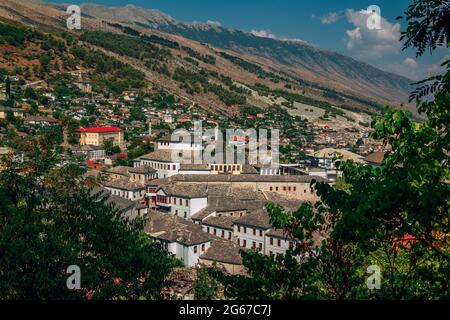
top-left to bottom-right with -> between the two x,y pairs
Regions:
194,268 -> 219,300
212,0 -> 450,300
0,135 -> 179,299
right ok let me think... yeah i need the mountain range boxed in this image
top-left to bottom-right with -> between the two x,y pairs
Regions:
0,0 -> 417,116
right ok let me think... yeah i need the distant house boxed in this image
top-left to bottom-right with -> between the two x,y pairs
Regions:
24,115 -> 59,126
145,211 -> 215,267
0,107 -> 24,120
364,151 -> 385,167
71,145 -> 106,161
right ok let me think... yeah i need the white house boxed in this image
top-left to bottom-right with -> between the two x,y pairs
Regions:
154,184 -> 208,219
134,150 -> 181,178
233,208 -> 271,252
145,211 -> 214,267
103,178 -> 146,201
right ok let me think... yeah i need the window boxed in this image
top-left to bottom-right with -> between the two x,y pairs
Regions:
194,246 -> 198,254
270,237 -> 273,245
207,227 -> 210,233
185,199 -> 189,206
237,226 -> 241,233
253,229 -> 256,236
270,187 -> 273,191
244,227 -> 247,234
269,251 -> 273,256
259,230 -> 263,237
243,240 -> 247,247
293,187 -> 296,191
259,243 -> 263,251
221,230 -> 225,238
228,232 -> 232,240
201,244 -> 205,252
214,229 -> 217,235
184,212 -> 187,218
238,239 -> 240,245
252,241 -> 256,249
172,165 -> 176,170
283,186 -> 286,191
276,187 -> 279,191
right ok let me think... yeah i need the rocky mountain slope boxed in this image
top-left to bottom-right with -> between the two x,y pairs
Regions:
0,0 -> 417,118
77,3 -> 414,107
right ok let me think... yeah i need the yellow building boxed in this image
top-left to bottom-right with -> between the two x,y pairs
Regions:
78,126 -> 123,147
0,107 -> 24,120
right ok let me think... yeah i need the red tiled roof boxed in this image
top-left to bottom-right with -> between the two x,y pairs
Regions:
77,126 -> 122,133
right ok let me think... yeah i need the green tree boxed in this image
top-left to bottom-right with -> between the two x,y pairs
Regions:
194,268 -> 219,300
212,0 -> 450,300
0,135 -> 180,299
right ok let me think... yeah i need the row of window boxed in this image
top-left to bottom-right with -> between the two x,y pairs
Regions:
236,225 -> 263,237
269,186 -> 314,193
237,239 -> 263,251
210,164 -> 242,172
156,195 -> 190,207
206,226 -> 232,240
193,243 -> 206,254
141,160 -> 177,171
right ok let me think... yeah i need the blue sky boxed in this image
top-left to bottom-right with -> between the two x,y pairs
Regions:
51,0 -> 449,80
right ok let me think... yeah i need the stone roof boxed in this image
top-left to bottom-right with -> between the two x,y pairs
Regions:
179,163 -> 210,171
158,183 -> 208,199
128,165 -> 157,174
105,195 -> 136,213
241,164 -> 259,174
313,148 -> 365,163
162,174 -> 327,183
202,215 -> 238,230
234,208 -> 272,229
106,166 -> 131,177
104,178 -> 145,191
200,239 -> 243,265
145,211 -> 214,246
136,150 -> 176,162
24,115 -> 59,123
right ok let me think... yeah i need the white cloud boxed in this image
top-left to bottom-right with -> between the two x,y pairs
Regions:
344,8 -> 402,59
250,29 -> 309,44
380,56 -> 449,81
250,29 -> 278,39
321,11 -> 344,24
403,57 -> 419,68
206,20 -> 221,27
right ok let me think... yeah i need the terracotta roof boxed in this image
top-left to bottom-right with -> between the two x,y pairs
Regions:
77,126 -> 122,133
364,151 -> 385,165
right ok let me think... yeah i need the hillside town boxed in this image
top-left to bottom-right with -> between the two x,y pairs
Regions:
0,72 -> 386,277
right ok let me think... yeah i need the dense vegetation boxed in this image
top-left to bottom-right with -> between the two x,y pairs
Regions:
211,0 -> 450,300
0,134 -> 180,299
